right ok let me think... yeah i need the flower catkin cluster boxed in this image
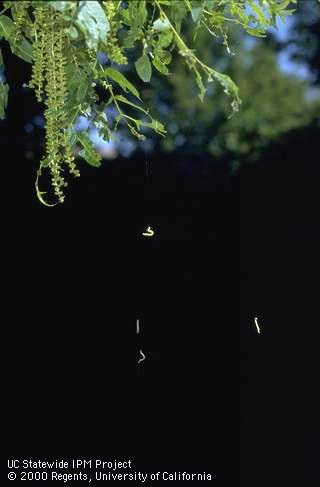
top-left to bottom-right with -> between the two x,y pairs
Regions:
29,4 -> 79,203
12,2 -> 31,46
103,1 -> 128,65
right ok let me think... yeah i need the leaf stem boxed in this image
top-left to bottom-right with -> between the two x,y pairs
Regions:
155,0 -> 213,76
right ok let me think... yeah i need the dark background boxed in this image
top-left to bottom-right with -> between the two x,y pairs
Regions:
4,44 -> 237,484
2,33 -> 320,486
240,127 -> 320,485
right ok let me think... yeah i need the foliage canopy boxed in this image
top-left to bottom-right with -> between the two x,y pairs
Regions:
145,34 -> 315,171
0,0 -> 298,204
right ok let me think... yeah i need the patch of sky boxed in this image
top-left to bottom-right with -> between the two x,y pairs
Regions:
73,107 -> 120,157
97,51 -> 108,65
269,16 -> 312,81
89,126 -> 114,150
73,115 -> 91,131
243,12 -> 312,82
116,132 -> 136,157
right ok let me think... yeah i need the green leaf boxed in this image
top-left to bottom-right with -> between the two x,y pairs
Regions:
194,67 -> 206,102
93,111 -> 113,142
245,27 -> 266,38
76,132 -> 102,167
159,50 -> 172,64
103,67 -> 141,100
127,0 -> 147,28
152,57 -> 169,75
50,1 -> 75,12
0,15 -> 32,63
250,2 -> 268,27
205,0 -> 215,9
209,70 -> 241,115
63,63 -> 91,124
114,95 -> 166,136
191,0 -> 205,23
67,128 -> 78,148
0,80 -> 9,120
0,15 -> 17,40
115,94 -> 148,113
157,30 -> 173,47
67,25 -> 79,40
157,31 -> 173,48
137,0 -> 148,28
75,1 -> 110,50
121,1 -> 147,48
121,29 -> 140,48
67,67 -> 90,105
135,54 -> 152,82
170,0 -> 187,32
140,118 -> 166,135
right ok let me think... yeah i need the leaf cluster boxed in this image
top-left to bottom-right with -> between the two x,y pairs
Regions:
0,0 -> 297,203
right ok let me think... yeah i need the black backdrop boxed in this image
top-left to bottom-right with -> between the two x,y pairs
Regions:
3,42 -> 320,485
4,44 -> 238,484
240,126 -> 320,485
